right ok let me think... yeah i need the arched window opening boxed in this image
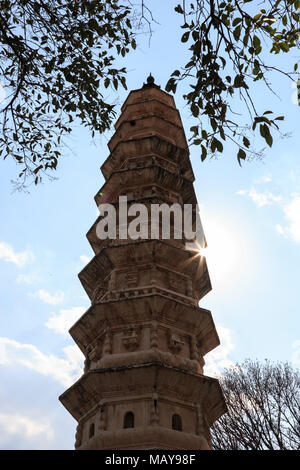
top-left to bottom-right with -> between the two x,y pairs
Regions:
89,422 -> 95,439
172,414 -> 182,431
123,411 -> 134,429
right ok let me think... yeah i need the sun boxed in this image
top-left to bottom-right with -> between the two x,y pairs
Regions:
198,214 -> 245,289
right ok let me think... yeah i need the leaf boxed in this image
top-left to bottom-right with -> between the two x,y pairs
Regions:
233,74 -> 246,88
88,18 -> 98,30
243,136 -> 250,148
237,148 -> 246,166
266,133 -> 273,147
191,103 -> 199,117
165,78 -> 177,93
280,42 -> 289,53
243,33 -> 249,47
210,118 -> 217,131
260,124 -> 273,147
33,165 -> 43,174
190,125 -> 199,136
201,129 -> 208,139
175,4 -> 184,14
181,31 -> 190,43
253,35 -> 261,54
215,138 -> 223,152
233,26 -> 241,41
259,123 -> 268,138
201,144 -> 207,161
233,18 -> 242,26
113,78 -> 118,90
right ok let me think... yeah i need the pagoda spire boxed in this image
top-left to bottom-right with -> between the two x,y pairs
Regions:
143,72 -> 160,89
59,77 -> 227,450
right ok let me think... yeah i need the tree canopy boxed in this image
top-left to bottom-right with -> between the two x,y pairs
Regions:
0,0 -> 299,187
211,359 -> 300,450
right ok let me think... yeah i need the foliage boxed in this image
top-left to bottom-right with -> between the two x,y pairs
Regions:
0,0 -> 136,187
167,0 -> 300,164
211,359 -> 300,449
1,1 -> 300,187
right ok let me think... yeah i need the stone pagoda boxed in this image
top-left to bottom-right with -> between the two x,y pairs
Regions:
59,75 -> 227,450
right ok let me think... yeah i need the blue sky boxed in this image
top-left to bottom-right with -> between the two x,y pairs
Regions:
0,1 -> 300,449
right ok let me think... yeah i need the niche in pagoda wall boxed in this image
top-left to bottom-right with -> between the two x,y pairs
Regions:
158,400 -> 196,434
105,399 -> 148,431
81,411 -> 99,446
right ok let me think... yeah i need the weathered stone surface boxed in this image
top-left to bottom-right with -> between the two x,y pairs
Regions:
94,164 -> 197,207
78,240 -> 211,302
69,294 -> 219,368
100,135 -> 195,181
59,77 -> 227,450
59,363 -> 226,450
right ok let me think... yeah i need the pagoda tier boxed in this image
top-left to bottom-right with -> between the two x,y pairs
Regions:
59,75 -> 227,450
60,363 -> 225,450
78,240 -> 211,303
69,295 -> 219,372
100,135 -> 195,182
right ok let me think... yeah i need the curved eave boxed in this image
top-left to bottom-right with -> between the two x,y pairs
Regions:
59,362 -> 227,425
69,294 -> 219,357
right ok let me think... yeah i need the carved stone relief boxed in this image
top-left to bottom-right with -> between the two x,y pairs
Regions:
167,329 -> 185,354
125,271 -> 139,288
122,326 -> 141,351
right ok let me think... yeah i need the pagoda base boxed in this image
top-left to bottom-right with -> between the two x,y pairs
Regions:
59,362 -> 226,450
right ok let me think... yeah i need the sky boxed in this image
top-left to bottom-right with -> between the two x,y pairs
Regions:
0,1 -> 300,450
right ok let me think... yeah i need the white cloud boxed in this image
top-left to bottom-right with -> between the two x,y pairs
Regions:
291,340 -> 300,366
0,338 -> 84,387
276,224 -> 285,236
16,273 -> 39,284
281,196 -> 300,243
254,175 -> 272,184
238,182 -> 300,243
204,325 -> 235,378
80,255 -> 91,264
0,242 -> 34,267
28,289 -> 65,305
0,413 -> 54,440
237,187 -> 282,207
45,306 -> 86,335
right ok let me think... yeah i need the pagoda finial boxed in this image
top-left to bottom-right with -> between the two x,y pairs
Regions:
143,73 -> 160,89
147,73 -> 155,85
